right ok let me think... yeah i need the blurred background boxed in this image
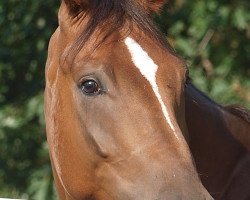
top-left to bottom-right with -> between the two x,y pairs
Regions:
0,0 -> 249,199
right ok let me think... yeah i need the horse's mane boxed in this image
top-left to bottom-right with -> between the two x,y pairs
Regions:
187,82 -> 250,124
64,0 -> 176,58
224,105 -> 250,124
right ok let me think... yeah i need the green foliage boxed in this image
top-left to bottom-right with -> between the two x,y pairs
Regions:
0,0 -> 59,104
156,0 -> 250,107
0,0 -> 249,199
0,0 -> 59,199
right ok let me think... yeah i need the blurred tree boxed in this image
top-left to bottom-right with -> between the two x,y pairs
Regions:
0,0 -> 59,199
0,0 -> 249,199
156,0 -> 250,107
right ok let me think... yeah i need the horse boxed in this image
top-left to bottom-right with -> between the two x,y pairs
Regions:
44,0 -> 213,199
185,82 -> 250,200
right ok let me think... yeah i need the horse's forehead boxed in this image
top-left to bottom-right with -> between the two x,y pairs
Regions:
124,37 -> 177,134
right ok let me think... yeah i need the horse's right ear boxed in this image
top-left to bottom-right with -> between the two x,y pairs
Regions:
63,0 -> 89,14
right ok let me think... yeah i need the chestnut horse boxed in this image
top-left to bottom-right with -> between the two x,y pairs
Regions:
185,83 -> 250,200
44,0 -> 213,199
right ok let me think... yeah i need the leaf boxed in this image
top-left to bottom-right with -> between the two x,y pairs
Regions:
232,7 -> 250,30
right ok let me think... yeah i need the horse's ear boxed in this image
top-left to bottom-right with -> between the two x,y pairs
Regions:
139,0 -> 167,13
63,0 -> 89,14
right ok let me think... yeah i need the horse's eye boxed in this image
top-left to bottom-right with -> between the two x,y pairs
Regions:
80,80 -> 101,95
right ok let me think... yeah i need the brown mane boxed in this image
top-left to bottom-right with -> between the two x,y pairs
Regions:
64,0 -> 176,58
224,105 -> 250,124
186,82 -> 250,124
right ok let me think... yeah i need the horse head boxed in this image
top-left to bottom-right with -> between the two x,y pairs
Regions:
45,0 -> 213,199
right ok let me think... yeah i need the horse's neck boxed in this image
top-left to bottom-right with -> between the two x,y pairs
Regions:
185,83 -> 249,197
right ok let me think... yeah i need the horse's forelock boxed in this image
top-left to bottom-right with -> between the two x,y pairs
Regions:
138,0 -> 168,13
64,0 -> 168,14
62,0 -> 175,62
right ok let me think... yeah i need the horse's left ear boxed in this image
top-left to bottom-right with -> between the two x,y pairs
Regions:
139,0 -> 168,13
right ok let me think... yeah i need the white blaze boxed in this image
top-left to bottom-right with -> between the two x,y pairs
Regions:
0,199 -> 25,200
125,37 -> 175,132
